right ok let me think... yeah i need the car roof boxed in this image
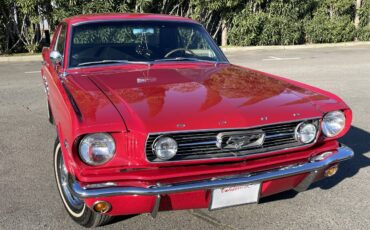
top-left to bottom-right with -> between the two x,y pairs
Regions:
63,13 -> 197,25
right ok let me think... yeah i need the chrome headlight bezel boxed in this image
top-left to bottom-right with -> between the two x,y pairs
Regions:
321,110 -> 346,138
295,122 -> 318,144
79,133 -> 116,166
152,136 -> 178,161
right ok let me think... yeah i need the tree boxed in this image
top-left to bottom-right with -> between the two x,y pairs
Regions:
0,0 -> 369,55
0,1 -> 17,53
10,0 -> 52,53
355,0 -> 363,28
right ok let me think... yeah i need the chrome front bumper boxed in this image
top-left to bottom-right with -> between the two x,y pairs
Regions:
69,144 -> 353,199
68,144 -> 353,217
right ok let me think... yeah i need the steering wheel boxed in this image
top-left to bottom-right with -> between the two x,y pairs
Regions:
164,48 -> 196,58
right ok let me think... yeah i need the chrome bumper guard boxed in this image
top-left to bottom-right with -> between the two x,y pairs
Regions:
68,144 -> 353,216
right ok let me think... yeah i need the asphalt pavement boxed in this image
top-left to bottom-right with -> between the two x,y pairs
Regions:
1,45 -> 370,229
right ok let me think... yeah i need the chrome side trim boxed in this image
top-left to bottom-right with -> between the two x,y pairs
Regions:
68,144 -> 353,199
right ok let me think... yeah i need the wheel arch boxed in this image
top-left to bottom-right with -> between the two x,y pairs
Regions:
55,122 -> 79,177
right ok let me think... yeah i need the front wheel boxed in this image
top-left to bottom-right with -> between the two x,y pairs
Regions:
54,139 -> 112,227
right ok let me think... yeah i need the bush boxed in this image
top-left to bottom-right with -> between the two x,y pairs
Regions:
357,26 -> 370,41
305,11 -> 356,43
259,16 -> 303,45
228,10 -> 267,46
358,0 -> 370,28
228,0 -> 315,46
228,10 -> 303,46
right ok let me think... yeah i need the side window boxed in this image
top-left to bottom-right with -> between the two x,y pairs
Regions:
54,24 -> 67,55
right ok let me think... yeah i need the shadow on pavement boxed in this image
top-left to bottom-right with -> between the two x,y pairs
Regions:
314,125 -> 370,190
260,125 -> 370,203
108,214 -> 138,225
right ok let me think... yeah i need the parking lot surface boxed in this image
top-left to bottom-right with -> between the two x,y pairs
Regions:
1,45 -> 370,229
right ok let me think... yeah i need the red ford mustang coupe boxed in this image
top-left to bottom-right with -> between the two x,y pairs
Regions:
41,13 -> 354,227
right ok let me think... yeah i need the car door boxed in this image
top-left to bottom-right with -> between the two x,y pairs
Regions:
41,23 -> 69,126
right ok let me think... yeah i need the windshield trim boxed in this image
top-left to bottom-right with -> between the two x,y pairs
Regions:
67,20 -> 229,69
67,60 -> 229,70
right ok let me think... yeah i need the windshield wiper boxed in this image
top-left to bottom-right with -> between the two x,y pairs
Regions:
77,60 -> 149,67
154,57 -> 217,63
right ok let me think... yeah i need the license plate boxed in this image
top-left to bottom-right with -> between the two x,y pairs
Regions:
209,183 -> 261,210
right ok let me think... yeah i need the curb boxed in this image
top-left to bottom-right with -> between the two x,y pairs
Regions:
0,55 -> 42,62
221,41 -> 370,52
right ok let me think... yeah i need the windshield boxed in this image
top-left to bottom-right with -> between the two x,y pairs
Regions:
69,21 -> 227,68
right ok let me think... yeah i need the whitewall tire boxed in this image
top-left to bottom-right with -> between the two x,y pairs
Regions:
53,138 -> 112,227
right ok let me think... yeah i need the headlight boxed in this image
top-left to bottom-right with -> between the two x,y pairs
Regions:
295,122 -> 317,144
152,136 -> 178,160
321,111 -> 346,137
79,133 -> 115,166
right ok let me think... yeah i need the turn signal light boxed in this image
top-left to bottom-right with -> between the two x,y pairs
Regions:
93,201 -> 111,213
324,165 -> 339,177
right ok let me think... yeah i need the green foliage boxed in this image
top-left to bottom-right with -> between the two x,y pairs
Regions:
357,26 -> 370,41
304,0 -> 357,43
259,16 -> 303,45
52,0 -> 133,24
359,0 -> 370,27
357,0 -> 370,41
228,0 -> 314,46
305,11 -> 356,43
1,0 -> 370,54
228,10 -> 266,46
320,0 -> 355,17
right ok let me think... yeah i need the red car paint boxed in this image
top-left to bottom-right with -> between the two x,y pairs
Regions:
41,13 -> 352,217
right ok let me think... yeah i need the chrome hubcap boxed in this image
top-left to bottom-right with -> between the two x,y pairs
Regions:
58,153 -> 84,210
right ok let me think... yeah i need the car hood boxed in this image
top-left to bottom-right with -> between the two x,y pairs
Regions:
69,63 -> 345,133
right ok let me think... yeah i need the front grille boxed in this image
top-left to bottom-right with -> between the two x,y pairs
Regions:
145,119 -> 319,162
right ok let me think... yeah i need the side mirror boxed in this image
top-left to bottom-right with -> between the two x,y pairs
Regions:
49,50 -> 63,67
